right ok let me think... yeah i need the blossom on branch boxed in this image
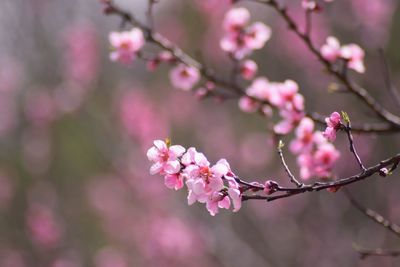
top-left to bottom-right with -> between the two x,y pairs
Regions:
147,141 -> 246,216
109,28 -> 145,64
321,36 -> 365,73
169,64 -> 200,91
220,7 -> 271,59
323,111 -> 341,142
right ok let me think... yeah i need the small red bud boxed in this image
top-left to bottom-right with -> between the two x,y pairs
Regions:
264,180 -> 278,195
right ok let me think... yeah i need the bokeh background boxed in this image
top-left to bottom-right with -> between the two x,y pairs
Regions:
0,0 -> 400,266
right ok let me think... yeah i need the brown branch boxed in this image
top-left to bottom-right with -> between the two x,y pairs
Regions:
242,152 -> 400,202
250,0 -> 400,128
353,244 -> 400,259
341,118 -> 367,172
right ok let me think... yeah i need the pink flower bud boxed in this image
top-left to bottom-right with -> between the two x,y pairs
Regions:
264,180 -> 278,195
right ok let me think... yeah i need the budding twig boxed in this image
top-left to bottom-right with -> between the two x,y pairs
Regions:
341,112 -> 367,172
353,244 -> 400,259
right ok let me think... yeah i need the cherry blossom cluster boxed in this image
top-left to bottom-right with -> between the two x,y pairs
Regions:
220,7 -> 271,60
320,36 -> 365,73
240,78 -> 304,135
290,117 -> 340,179
239,78 -> 341,180
147,139 -> 242,216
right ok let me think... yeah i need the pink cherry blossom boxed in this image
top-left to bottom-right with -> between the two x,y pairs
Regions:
321,36 -> 341,62
246,77 -> 273,101
340,44 -> 365,73
238,96 -> 260,113
109,28 -> 144,64
290,117 -> 315,154
323,111 -> 341,142
244,22 -> 272,50
147,140 -> 185,175
148,141 -> 242,215
220,7 -> 272,59
240,59 -> 258,80
228,188 -> 241,212
206,192 -> 231,216
169,64 -> 200,91
313,143 -> 340,177
164,173 -> 184,190
222,7 -> 250,32
321,37 -> 366,73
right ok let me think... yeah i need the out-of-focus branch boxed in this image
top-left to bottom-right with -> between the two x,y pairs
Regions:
343,189 -> 400,238
101,0 -> 400,134
249,0 -> 400,128
379,49 -> 400,109
353,245 -> 400,259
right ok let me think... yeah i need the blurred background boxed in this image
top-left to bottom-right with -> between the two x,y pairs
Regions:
0,0 -> 400,266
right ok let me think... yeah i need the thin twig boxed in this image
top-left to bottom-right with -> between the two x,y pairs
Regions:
277,141 -> 303,187
342,121 -> 367,172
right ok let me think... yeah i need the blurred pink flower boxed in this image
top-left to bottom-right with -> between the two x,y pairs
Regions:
238,96 -> 260,113
169,64 -> 200,91
109,28 -> 144,64
290,117 -> 315,154
26,204 -> 63,248
62,22 -> 99,86
240,59 -> 258,80
223,7 -> 250,32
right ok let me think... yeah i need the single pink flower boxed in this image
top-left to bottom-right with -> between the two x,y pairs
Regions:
169,64 -> 200,91
147,140 -> 185,175
340,44 -> 365,73
313,143 -> 340,177
186,178 -> 208,205
244,22 -> 272,50
206,192 -> 231,216
240,59 -> 258,80
109,28 -> 144,64
246,77 -> 273,101
323,111 -> 342,142
238,96 -> 260,113
223,7 -> 250,32
290,117 -> 315,154
321,36 -> 341,62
